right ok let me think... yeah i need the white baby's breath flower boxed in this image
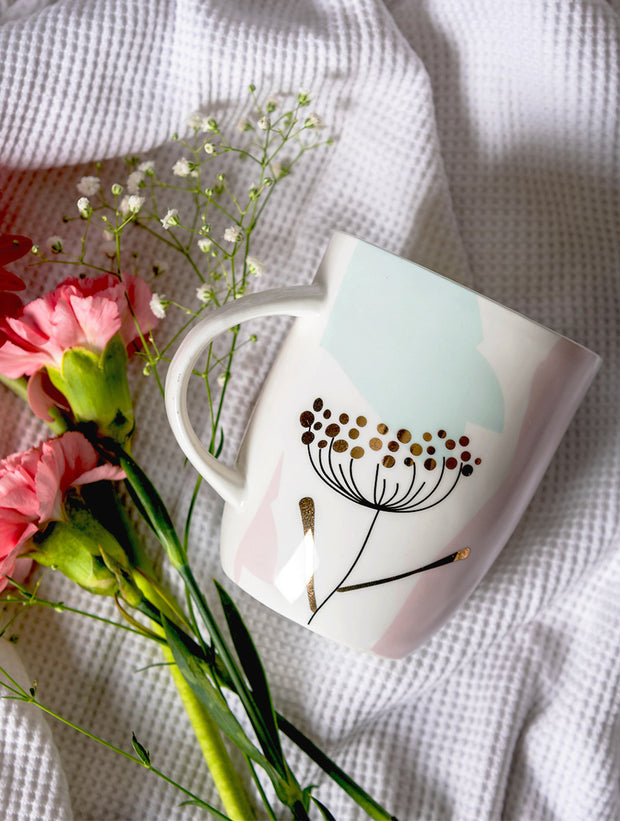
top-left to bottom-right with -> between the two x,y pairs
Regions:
111,183 -> 123,196
297,89 -> 312,106
187,111 -> 205,130
223,226 -> 243,243
172,158 -> 193,178
265,97 -> 279,112
257,116 -> 271,131
77,197 -> 91,217
161,209 -> 180,230
77,176 -> 100,196
127,170 -> 145,194
246,257 -> 263,277
150,293 -> 167,319
197,237 -> 213,253
236,117 -> 252,132
217,372 -> 228,387
138,160 -> 155,175
120,195 -> 144,216
203,142 -> 215,155
305,112 -> 324,129
196,284 -> 212,303
46,236 -> 64,253
126,195 -> 145,214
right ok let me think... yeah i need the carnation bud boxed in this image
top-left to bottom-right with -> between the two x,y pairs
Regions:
27,505 -> 128,597
46,335 -> 135,443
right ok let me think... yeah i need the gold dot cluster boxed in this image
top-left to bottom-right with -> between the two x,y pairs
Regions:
299,399 -> 481,474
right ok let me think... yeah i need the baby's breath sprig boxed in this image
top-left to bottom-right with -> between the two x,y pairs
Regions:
73,88 -> 329,447
30,86 -> 331,439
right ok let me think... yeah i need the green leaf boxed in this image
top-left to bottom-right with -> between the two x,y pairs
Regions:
276,713 -> 398,821
214,580 -> 285,773
131,732 -> 151,766
310,796 -> 337,821
162,616 -> 282,786
177,566 -> 287,776
214,429 -> 225,459
110,444 -> 186,569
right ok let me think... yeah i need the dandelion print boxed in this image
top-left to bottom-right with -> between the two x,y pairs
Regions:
299,398 -> 479,623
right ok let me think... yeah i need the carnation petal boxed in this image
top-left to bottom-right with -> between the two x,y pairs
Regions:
0,516 -> 38,560
73,464 -> 126,486
27,370 -> 70,423
0,269 -> 26,291
0,235 -> 33,266
68,293 -> 122,351
117,273 -> 159,348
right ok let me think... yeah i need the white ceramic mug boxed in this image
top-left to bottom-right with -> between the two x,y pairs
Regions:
165,233 -> 600,658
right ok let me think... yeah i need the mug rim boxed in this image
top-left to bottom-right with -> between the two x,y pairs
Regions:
331,231 -> 601,364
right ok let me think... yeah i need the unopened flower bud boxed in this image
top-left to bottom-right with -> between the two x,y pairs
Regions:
77,197 -> 92,218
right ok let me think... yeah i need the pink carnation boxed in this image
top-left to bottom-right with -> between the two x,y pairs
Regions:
0,273 -> 158,378
0,431 -> 124,591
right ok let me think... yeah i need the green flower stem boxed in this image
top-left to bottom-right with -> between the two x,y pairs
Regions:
155,626 -> 257,821
2,588 -> 159,643
0,666 -> 231,820
88,479 -> 255,818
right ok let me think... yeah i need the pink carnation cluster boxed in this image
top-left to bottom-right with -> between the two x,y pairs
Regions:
0,272 -> 158,378
0,432 -> 125,591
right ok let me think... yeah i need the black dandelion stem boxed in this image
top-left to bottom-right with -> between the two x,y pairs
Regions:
307,507 -> 382,626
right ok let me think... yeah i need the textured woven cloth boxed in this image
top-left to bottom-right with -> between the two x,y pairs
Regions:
0,1 -> 618,819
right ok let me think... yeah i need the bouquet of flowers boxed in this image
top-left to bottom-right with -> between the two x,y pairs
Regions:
0,89 -> 396,820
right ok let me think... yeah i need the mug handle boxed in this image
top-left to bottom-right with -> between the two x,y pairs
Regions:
165,284 -> 325,507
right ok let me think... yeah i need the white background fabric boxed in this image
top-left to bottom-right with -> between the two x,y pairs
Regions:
0,1 -> 618,819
